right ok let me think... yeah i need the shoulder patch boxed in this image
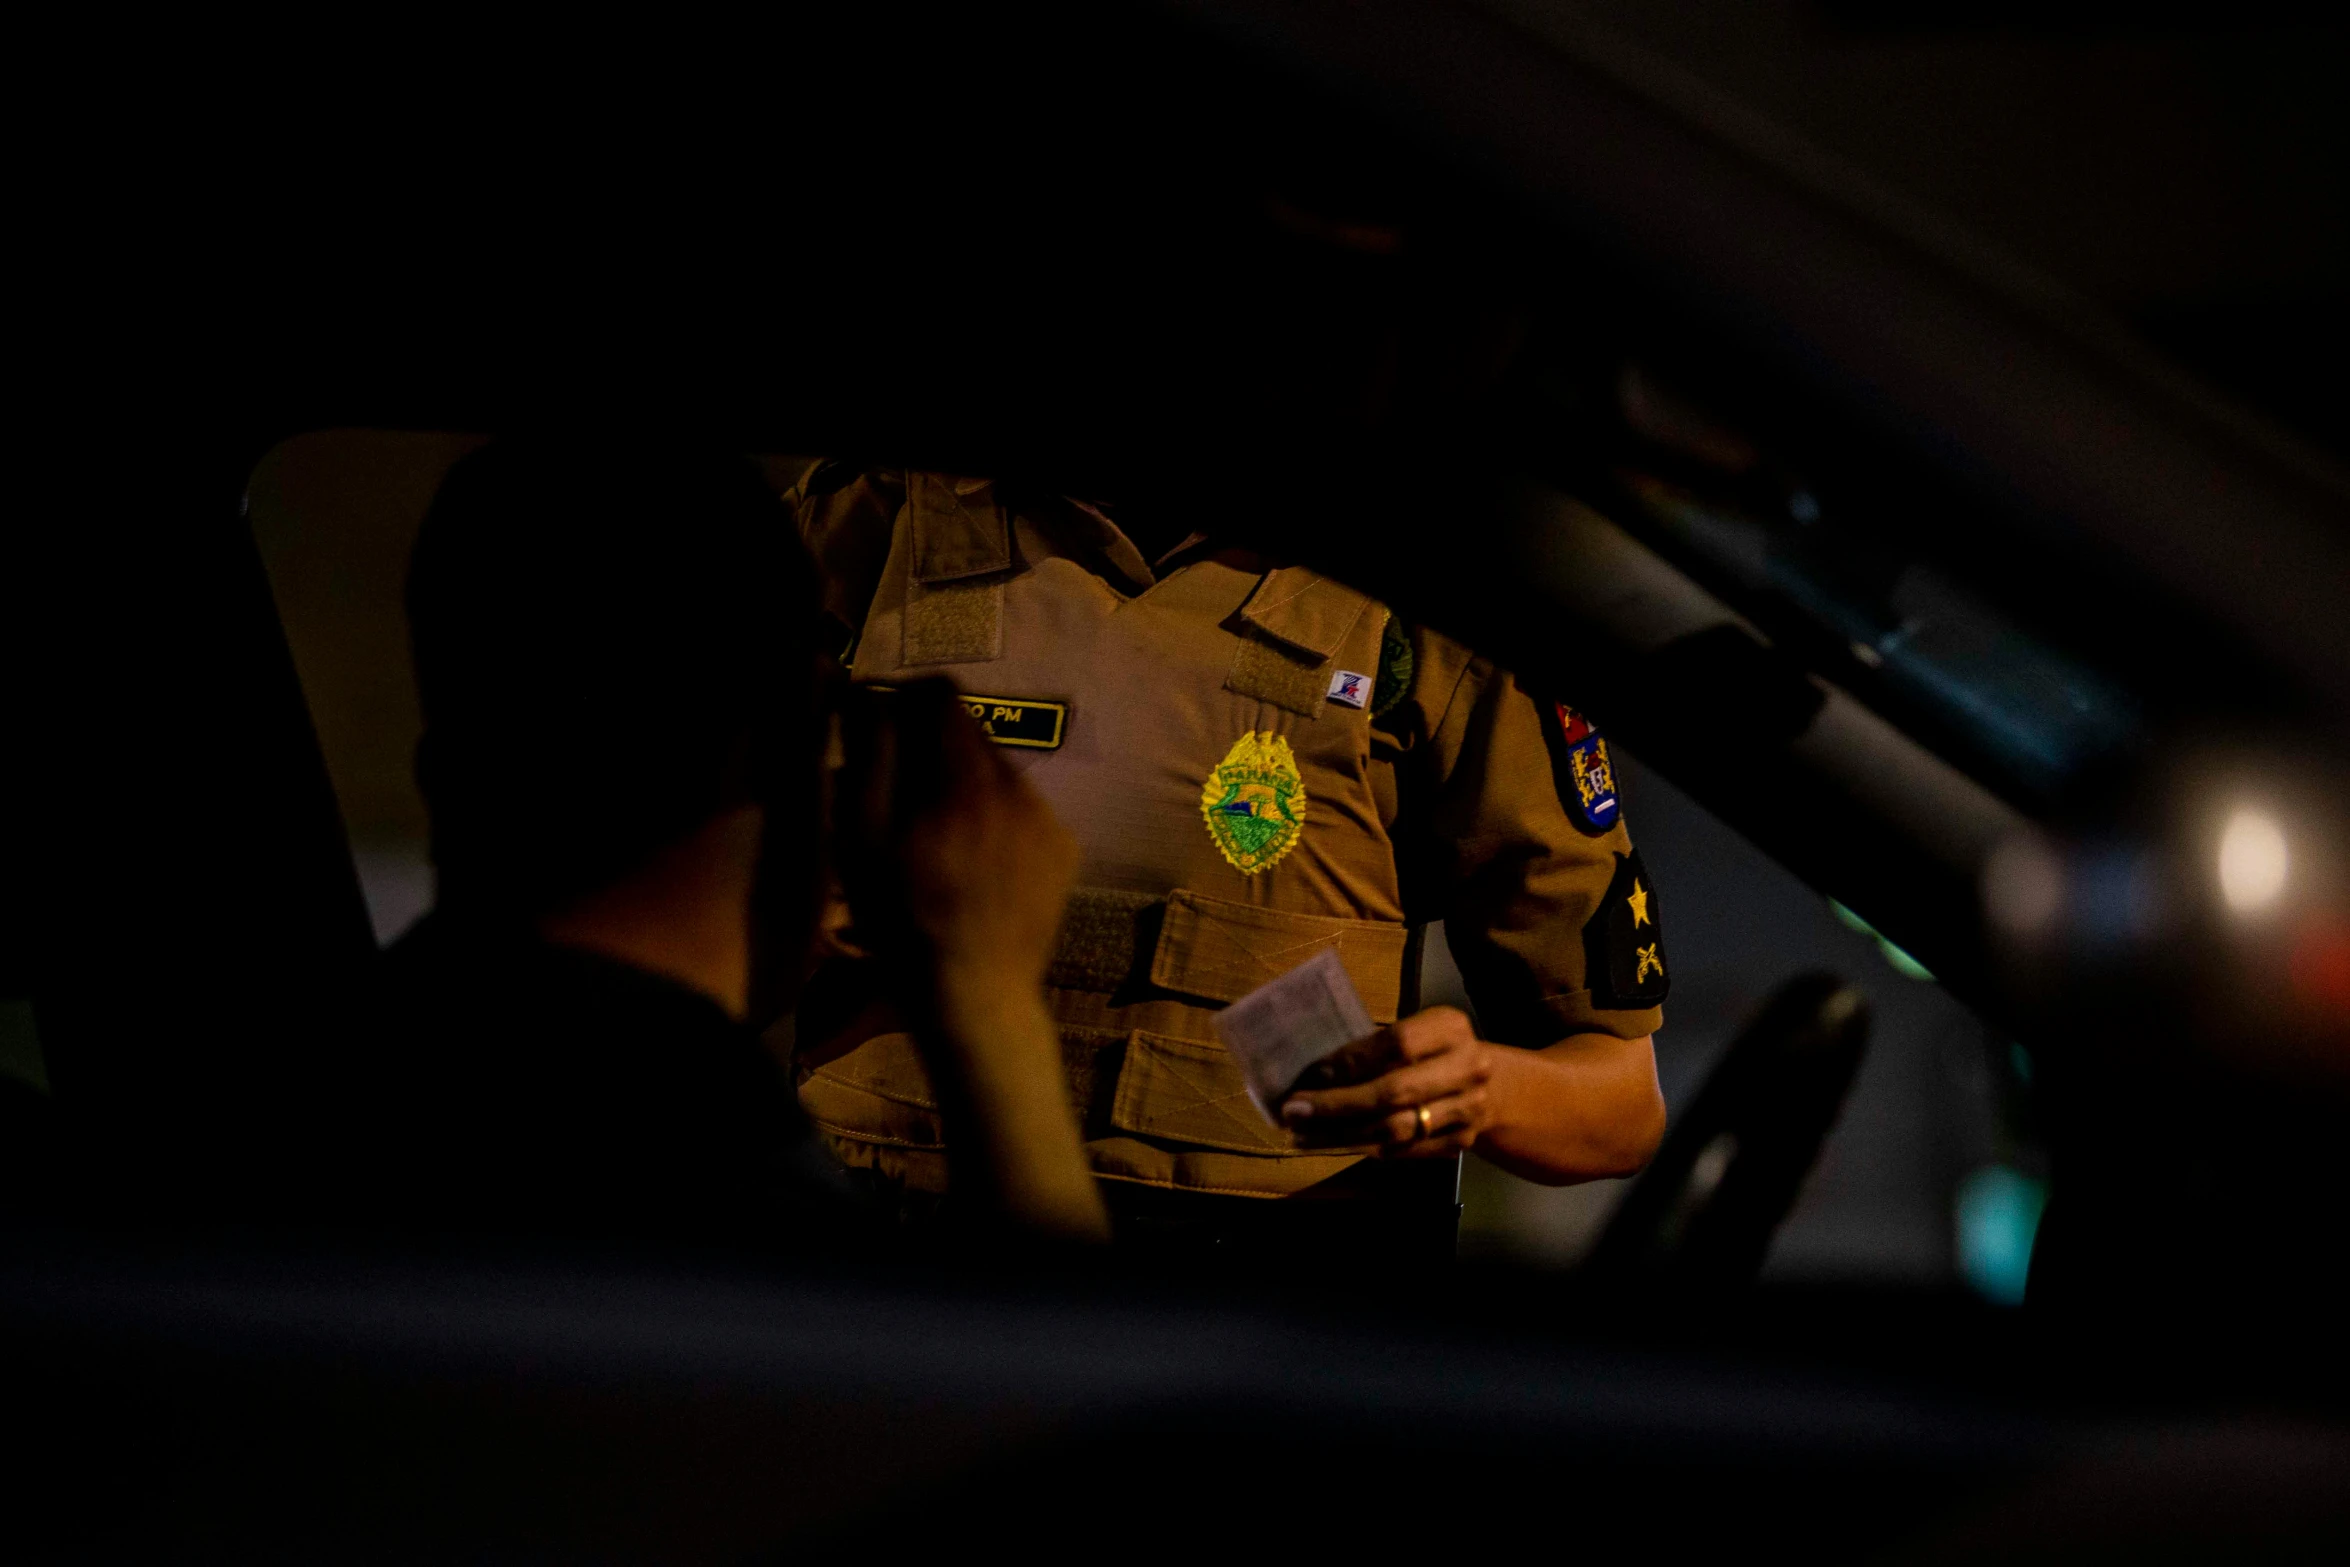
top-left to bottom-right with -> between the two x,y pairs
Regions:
1371,613 -> 1415,719
1583,849 -> 1669,1009
1540,701 -> 1621,836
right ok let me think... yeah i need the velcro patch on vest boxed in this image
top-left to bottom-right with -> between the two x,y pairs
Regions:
902,576 -> 1004,666
1226,634 -> 1331,719
955,692 -> 1069,749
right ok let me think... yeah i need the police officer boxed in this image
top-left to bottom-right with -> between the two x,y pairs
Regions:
786,467 -> 1668,1259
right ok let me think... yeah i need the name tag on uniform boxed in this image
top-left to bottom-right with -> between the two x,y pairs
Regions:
957,693 -> 1069,749
864,686 -> 1070,749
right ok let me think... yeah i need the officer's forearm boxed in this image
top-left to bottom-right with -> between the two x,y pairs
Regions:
920,972 -> 1112,1243
1474,1032 -> 1665,1186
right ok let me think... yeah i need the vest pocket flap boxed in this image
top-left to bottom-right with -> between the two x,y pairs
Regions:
907,473 -> 1012,582
1237,567 -> 1373,660
800,1031 -> 947,1150
1150,891 -> 1409,1023
1110,1030 -> 1295,1154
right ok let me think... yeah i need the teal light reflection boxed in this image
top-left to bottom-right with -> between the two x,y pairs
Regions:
1957,1164 -> 2048,1306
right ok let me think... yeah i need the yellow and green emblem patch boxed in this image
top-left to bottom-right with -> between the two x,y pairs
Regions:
1200,731 -> 1307,875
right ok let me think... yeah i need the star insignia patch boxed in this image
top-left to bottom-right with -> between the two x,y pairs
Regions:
1583,849 -> 1668,1008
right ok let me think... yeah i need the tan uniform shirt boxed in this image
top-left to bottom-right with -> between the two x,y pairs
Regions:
790,468 -> 1667,1200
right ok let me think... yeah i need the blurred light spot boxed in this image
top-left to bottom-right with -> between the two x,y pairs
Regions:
1956,1164 -> 2046,1307
2217,810 -> 2289,913
1788,489 -> 1821,524
1688,1132 -> 1738,1204
1983,833 -> 2064,938
1655,1132 -> 1741,1253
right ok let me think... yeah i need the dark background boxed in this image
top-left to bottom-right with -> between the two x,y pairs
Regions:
1501,1 -> 2346,467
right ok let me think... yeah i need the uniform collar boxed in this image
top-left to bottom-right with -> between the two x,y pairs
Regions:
1062,498 -> 1375,657
911,477 -> 1371,650
1061,497 -> 1158,592
909,477 -> 1168,594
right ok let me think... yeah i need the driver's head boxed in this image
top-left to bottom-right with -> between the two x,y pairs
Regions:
406,438 -> 826,929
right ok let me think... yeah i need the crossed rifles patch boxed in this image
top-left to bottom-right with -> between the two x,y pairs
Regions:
1584,849 -> 1669,1008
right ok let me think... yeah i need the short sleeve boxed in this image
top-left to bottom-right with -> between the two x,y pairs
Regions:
1392,637 -> 1667,1045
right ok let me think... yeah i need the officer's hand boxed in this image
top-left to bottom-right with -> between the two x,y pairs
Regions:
834,678 -> 1078,1000
1277,1007 -> 1497,1158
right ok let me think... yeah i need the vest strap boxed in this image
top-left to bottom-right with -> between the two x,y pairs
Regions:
1047,888 -> 1163,994
902,473 -> 1010,664
1151,890 -> 1409,1024
1047,887 -> 1409,1024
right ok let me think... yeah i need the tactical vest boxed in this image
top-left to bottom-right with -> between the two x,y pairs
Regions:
795,475 -> 1431,1199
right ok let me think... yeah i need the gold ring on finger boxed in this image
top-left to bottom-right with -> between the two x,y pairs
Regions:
1415,1104 -> 1433,1140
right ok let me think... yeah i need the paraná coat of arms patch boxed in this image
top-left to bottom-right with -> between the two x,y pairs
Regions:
1201,731 -> 1308,875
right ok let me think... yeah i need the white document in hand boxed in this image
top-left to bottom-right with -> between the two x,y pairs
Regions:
1213,947 -> 1376,1124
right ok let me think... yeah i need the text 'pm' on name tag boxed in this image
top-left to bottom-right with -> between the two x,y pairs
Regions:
861,686 -> 1070,750
961,694 -> 1070,749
